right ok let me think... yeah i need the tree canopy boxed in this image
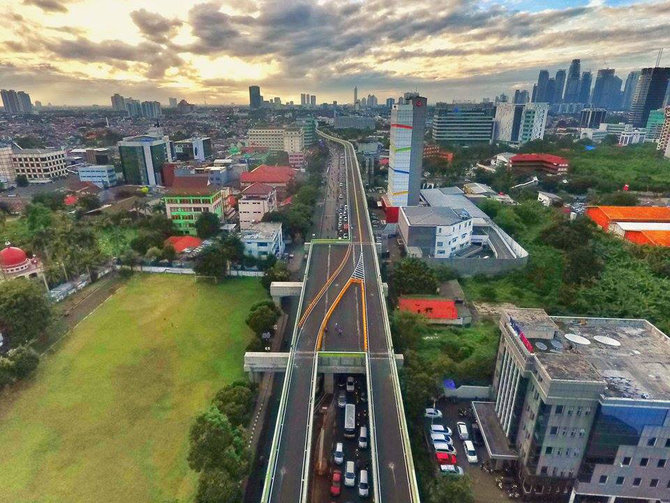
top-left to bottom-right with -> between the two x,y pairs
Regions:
0,280 -> 51,346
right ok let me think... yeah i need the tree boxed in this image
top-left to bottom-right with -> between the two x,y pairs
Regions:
77,194 -> 101,212
16,174 -> 29,187
219,234 -> 245,265
195,212 -> 221,239
245,304 -> 280,336
7,346 -> 40,379
195,469 -> 242,503
32,192 -> 66,210
194,244 -> 228,280
121,249 -> 140,270
392,258 -> 438,297
187,405 -> 249,477
162,244 -> 177,262
428,475 -> 474,503
211,382 -> 257,428
145,246 -> 162,263
26,203 -> 53,231
261,261 -> 290,292
0,281 -> 51,346
391,311 -> 428,353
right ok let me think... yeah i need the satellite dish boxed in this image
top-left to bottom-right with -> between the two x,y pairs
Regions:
594,335 -> 621,347
565,333 -> 590,345
535,341 -> 548,351
550,339 -> 563,350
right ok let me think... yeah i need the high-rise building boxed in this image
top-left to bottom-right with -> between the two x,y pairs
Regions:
533,70 -> 550,103
361,97 -> 367,107
297,117 -> 317,147
367,94 -> 378,107
118,129 -> 172,186
645,108 -> 666,141
386,97 -> 395,108
0,145 -> 14,185
554,69 -> 566,103
1,89 -> 20,113
141,100 -> 161,119
578,71 -> 593,104
591,69 -> 623,110
545,79 -> 556,104
630,67 -> 670,127
310,95 -> 316,106
249,85 -> 262,109
580,108 -> 607,129
354,86 -> 358,104
174,137 -> 213,161
494,103 -> 549,145
622,71 -> 641,110
12,149 -> 67,181
387,92 -> 427,207
125,98 -> 142,117
111,93 -> 125,111
169,97 -> 177,108
16,91 -> 33,113
300,93 -> 306,106
513,90 -> 530,104
657,106 -> 670,153
432,103 -> 495,144
563,59 -> 581,103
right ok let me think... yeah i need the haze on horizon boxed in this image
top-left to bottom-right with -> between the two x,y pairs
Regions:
1,0 -> 669,106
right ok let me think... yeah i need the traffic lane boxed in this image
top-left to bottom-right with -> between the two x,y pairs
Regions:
369,356 -> 412,503
361,244 -> 388,354
322,282 -> 364,352
269,353 -> 316,502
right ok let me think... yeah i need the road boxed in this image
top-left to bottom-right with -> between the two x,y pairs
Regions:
264,135 -> 418,502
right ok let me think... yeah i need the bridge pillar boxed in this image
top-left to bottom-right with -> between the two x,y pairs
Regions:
382,282 -> 389,297
323,373 -> 335,393
247,370 -> 262,384
272,295 -> 281,307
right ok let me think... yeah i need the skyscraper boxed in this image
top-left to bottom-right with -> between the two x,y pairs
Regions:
386,97 -> 395,108
563,59 -> 581,103
578,71 -> 593,104
513,90 -> 529,104
545,79 -> 556,104
432,102 -> 495,144
387,93 -> 427,207
554,69 -> 566,103
354,86 -> 358,104
630,67 -> 670,127
249,86 -> 262,109
591,69 -> 623,110
300,93 -> 306,106
580,108 -> 607,129
16,91 -> 33,113
533,70 -> 550,102
494,103 -> 549,145
310,95 -> 316,106
141,100 -> 161,119
125,98 -> 142,117
1,89 -> 21,114
111,93 -> 125,111
169,97 -> 177,108
622,71 -> 641,110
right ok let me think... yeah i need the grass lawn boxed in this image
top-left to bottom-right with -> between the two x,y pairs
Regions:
0,274 -> 266,503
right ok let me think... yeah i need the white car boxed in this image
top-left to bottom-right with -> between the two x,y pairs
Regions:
431,424 -> 453,436
434,442 -> 457,455
334,442 -> 344,465
463,440 -> 478,464
440,464 -> 464,476
431,433 -> 453,445
456,421 -> 469,440
424,408 -> 443,419
346,376 -> 355,392
337,392 -> 347,408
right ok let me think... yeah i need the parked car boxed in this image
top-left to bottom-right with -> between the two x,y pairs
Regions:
330,470 -> 342,496
456,421 -> 469,440
434,442 -> 457,455
334,442 -> 344,465
346,376 -> 355,392
430,432 -> 451,444
430,424 -> 453,436
424,407 -> 443,419
435,452 -> 457,465
440,464 -> 464,476
463,440 -> 478,464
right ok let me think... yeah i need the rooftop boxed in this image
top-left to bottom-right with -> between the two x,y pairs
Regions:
240,164 -> 296,184
631,230 -> 670,246
420,187 -> 489,219
587,205 -> 670,223
241,222 -> 282,241
165,235 -> 203,254
242,182 -> 275,197
12,148 -> 64,155
401,206 -> 470,226
398,297 -> 458,320
511,153 -> 569,165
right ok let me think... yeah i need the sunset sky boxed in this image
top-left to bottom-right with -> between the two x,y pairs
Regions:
1,0 -> 669,106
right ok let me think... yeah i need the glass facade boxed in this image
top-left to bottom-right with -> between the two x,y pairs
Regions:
119,145 -> 147,185
150,144 -> 167,185
527,400 -> 551,473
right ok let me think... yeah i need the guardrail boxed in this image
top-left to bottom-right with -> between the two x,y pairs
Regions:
365,352 -> 382,500
300,354 -> 320,502
318,129 -> 421,503
261,239 -> 315,502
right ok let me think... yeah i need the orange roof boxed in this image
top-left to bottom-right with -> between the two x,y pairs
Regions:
165,235 -> 203,253
240,165 -> 296,184
625,230 -> 670,247
588,206 -> 670,223
398,297 -> 458,320
511,153 -> 569,165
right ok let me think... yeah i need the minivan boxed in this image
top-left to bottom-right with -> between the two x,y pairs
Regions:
358,426 -> 368,449
344,461 -> 356,487
337,392 -> 346,408
358,469 -> 369,497
463,440 -> 478,464
334,442 -> 344,465
456,421 -> 469,440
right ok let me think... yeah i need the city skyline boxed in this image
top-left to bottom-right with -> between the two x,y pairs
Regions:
1,0 -> 670,106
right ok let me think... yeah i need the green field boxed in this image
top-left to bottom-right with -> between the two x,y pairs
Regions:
0,274 -> 266,503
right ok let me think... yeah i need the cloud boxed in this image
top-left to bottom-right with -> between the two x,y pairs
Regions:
22,0 -> 69,13
130,9 -> 183,44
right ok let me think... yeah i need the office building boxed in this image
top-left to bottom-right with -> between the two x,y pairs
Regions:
513,90 -> 530,104
494,103 -> 549,146
310,95 -> 316,106
241,222 -> 285,259
248,128 -> 284,151
297,117 -> 317,147
367,94 -> 378,107
591,69 -> 623,110
630,67 -> 670,127
657,106 -> 670,153
11,149 -> 67,181
533,70 -> 550,103
283,128 -> 304,153
432,103 -> 495,144
111,93 -> 125,111
164,183 -> 225,236
174,137 -> 213,161
118,130 -> 171,186
386,97 -> 395,108
249,85 -> 262,109
125,98 -> 142,117
510,154 -> 569,175
580,108 -> 607,129
77,164 -> 117,188
238,182 -> 278,229
472,307 -> 670,501
300,93 -> 306,106
0,145 -> 15,185
141,100 -> 161,119
387,92 -> 427,207
563,59 -> 581,103
578,71 -> 592,104
645,109 -> 666,141
169,97 -> 177,108
353,86 -> 358,105
545,79 -> 556,104
333,116 -> 375,129
622,71 -> 641,111
1,89 -> 20,113
554,70 -> 566,103
17,91 -> 33,114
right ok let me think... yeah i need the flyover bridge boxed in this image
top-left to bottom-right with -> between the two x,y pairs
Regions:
260,131 -> 420,502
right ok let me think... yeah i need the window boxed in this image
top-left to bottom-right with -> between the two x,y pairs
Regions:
540,466 -> 547,475
598,475 -> 607,484
650,479 -> 658,488
550,426 -> 558,435
556,448 -> 563,456
545,446 -> 553,455
665,438 -> 670,448
566,448 -> 572,456
567,408 -> 573,416
640,458 -> 649,467
622,456 -> 631,466
633,478 -> 641,487
647,437 -> 656,447
657,459 -> 666,468
615,476 -> 624,485
577,406 -> 582,416
555,405 -> 563,415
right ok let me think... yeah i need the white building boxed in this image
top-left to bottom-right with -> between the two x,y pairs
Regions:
0,145 -> 14,185
241,222 -> 285,259
398,206 -> 474,258
238,183 -> 277,230
579,122 -> 647,145
248,128 -> 285,151
77,164 -> 117,188
283,128 -> 304,153
11,148 -> 67,182
494,103 -> 548,146
537,191 -> 563,207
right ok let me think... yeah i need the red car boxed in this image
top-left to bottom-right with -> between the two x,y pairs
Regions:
330,469 -> 342,497
436,452 -> 457,465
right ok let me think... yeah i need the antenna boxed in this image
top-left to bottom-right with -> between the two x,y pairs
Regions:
656,48 -> 663,67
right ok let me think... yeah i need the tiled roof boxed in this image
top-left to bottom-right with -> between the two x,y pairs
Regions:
511,153 -> 569,165
242,182 -> 275,197
165,236 -> 203,253
240,165 -> 296,184
398,297 -> 458,320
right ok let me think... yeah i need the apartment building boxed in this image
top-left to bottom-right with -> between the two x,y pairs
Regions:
0,145 -> 14,185
240,222 -> 285,259
11,149 -> 67,181
164,184 -> 224,236
238,183 -> 277,229
77,164 -> 117,188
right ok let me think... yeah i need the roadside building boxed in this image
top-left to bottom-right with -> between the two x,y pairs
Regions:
11,148 -> 67,182
510,154 -> 569,176
397,297 -> 471,326
77,164 -> 117,188
238,183 -> 277,230
432,102 -> 495,144
239,164 -> 296,200
537,191 -> 563,207
163,180 -> 224,236
240,222 -> 285,259
398,206 -> 474,258
118,131 -> 172,186
586,206 -> 670,233
174,137 -> 213,161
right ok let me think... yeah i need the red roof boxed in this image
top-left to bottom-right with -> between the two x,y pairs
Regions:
240,165 -> 296,184
172,175 -> 210,189
510,153 -> 569,165
242,182 -> 275,197
279,196 -> 293,207
398,297 -> 458,320
0,246 -> 28,268
625,230 -> 670,247
165,236 -> 203,253
227,195 -> 237,207
64,195 -> 78,206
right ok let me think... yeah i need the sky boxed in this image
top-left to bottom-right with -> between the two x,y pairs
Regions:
1,0 -> 670,106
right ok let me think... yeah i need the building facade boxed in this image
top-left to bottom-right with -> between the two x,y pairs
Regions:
249,86 -> 262,109
77,164 -> 117,188
333,116 -> 375,130
387,93 -> 427,207
174,137 -> 213,161
432,103 -> 495,144
398,206 -> 473,258
111,93 -> 125,111
580,108 -> 607,129
241,222 -> 284,258
238,183 -> 277,229
164,187 -> 224,235
283,128 -> 304,153
494,103 -> 549,146
630,67 -> 670,127
118,135 -> 171,186
248,128 -> 285,151
0,145 -> 14,185
12,149 -> 67,181
659,107 -> 670,154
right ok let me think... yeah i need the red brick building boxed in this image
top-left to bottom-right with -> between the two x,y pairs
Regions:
510,153 -> 569,175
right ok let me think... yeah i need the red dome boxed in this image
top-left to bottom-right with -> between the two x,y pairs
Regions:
0,246 -> 28,268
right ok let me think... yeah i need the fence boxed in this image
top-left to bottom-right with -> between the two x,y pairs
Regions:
443,385 -> 492,400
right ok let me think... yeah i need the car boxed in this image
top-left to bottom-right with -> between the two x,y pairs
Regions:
433,442 -> 457,455
424,408 -> 443,419
337,392 -> 347,408
456,422 -> 469,440
344,461 -> 356,487
435,452 -> 457,465
440,464 -> 464,476
334,442 -> 344,465
430,433 -> 453,444
358,469 -> 369,497
463,440 -> 478,464
346,376 -> 355,392
330,470 -> 342,496
430,424 -> 453,436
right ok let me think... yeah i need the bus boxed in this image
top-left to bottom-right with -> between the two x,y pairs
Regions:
344,404 -> 356,438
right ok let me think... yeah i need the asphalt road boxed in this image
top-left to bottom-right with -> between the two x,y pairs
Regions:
266,137 -> 416,502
